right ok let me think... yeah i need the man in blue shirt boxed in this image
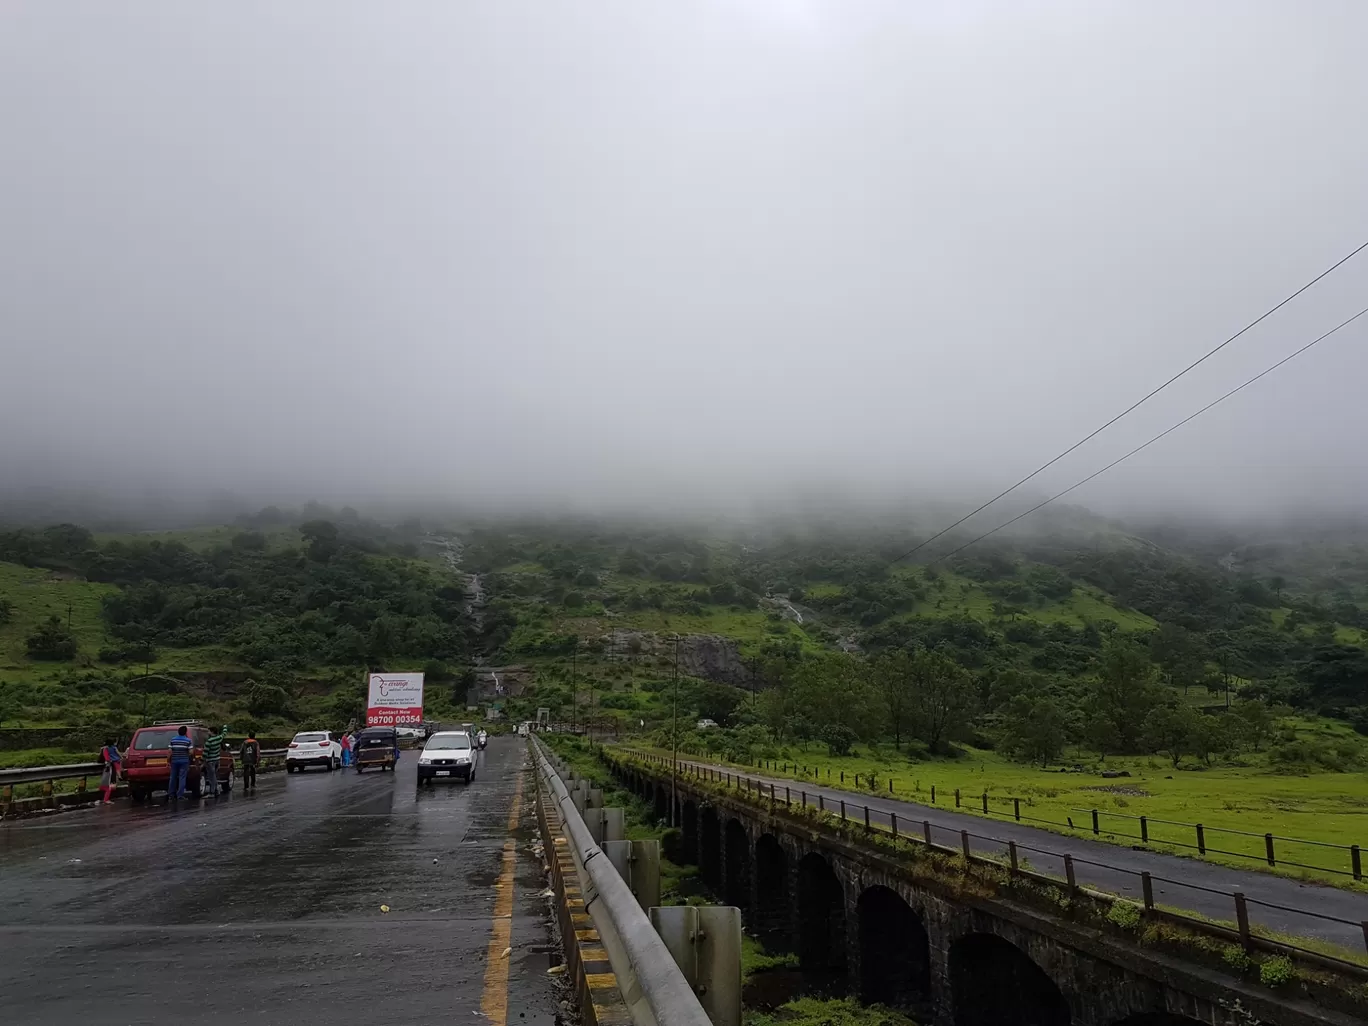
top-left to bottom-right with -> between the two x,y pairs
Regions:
167,725 -> 193,800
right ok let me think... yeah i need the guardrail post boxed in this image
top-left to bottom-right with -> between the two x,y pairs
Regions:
1091,809 -> 1099,834
1008,841 -> 1018,873
960,830 -> 971,861
1265,833 -> 1275,866
982,792 -> 988,814
650,905 -> 743,1026
923,820 -> 932,846
1064,855 -> 1076,891
605,838 -> 662,912
587,788 -> 604,810
1141,872 -> 1154,910
1234,892 -> 1252,950
1355,845 -> 1363,881
1140,816 -> 1148,844
1196,824 -> 1206,855
891,812 -> 898,840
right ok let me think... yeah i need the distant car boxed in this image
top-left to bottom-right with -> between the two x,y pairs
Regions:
286,731 -> 341,772
417,731 -> 477,785
476,729 -> 488,750
121,721 -> 234,801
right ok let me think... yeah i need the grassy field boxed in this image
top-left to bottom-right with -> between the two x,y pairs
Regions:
0,561 -> 118,671
895,569 -> 1157,631
637,720 -> 1368,887
93,525 -> 302,552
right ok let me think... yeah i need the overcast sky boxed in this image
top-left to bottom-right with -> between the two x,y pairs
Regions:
3,2 -> 1367,524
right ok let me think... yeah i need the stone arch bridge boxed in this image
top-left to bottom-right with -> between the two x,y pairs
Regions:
618,756 -> 1358,1026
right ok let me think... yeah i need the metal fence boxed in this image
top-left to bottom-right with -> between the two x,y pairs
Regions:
723,755 -> 1365,881
627,749 -> 1368,976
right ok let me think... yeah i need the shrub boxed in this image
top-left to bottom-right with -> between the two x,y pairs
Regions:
1106,901 -> 1141,930
1222,945 -> 1253,972
1258,955 -> 1294,987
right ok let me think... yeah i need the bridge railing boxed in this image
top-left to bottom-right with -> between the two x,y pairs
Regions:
0,748 -> 289,814
625,748 -> 1368,978
530,737 -> 715,1026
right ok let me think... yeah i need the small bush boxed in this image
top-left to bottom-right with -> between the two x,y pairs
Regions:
1105,901 -> 1141,930
1259,955 -> 1294,987
1221,945 -> 1253,972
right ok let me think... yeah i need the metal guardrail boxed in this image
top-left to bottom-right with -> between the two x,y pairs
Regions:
531,737 -> 713,1026
0,749 -> 289,788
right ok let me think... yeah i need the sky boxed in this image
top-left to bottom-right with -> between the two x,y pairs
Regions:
3,1 -> 1367,526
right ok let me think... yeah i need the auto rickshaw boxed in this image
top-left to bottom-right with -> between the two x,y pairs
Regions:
354,726 -> 399,772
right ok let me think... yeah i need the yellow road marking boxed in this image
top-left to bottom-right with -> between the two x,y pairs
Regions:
479,770 -> 526,1026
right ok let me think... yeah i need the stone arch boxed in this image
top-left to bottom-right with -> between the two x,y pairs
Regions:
653,783 -> 669,822
699,806 -> 722,888
723,819 -> 752,913
949,933 -> 1069,1026
857,885 -> 930,1009
680,800 -> 699,865
754,834 -> 789,950
797,851 -> 847,995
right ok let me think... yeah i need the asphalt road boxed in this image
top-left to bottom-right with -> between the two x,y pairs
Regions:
0,737 -> 566,1026
661,752 -> 1368,953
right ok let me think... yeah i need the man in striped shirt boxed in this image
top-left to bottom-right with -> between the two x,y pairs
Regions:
168,725 -> 193,800
201,724 -> 229,798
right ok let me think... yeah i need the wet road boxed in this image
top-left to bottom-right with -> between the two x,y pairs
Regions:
0,737 -> 565,1026
656,751 -> 1368,952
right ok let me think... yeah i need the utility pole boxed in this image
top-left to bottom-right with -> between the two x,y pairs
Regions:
671,634 -> 680,827
571,635 -> 578,733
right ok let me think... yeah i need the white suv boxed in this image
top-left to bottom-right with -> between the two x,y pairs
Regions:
286,731 -> 342,772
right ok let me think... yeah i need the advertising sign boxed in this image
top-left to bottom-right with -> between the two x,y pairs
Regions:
366,672 -> 425,726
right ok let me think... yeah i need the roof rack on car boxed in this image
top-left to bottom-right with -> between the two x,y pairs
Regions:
150,719 -> 202,726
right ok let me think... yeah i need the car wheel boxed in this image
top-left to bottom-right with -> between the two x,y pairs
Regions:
356,765 -> 363,773
324,759 -> 332,773
286,764 -> 295,774
130,787 -> 147,804
333,756 -> 341,770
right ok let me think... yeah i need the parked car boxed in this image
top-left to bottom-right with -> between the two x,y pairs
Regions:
417,731 -> 477,784
354,726 -> 399,772
121,721 -> 234,802
286,731 -> 341,772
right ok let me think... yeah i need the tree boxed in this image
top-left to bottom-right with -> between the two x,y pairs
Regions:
872,649 -> 915,748
25,616 -> 78,661
1086,638 -> 1162,756
1000,695 -> 1069,767
907,648 -> 975,753
300,520 -> 340,561
0,597 -> 14,625
1269,576 -> 1286,602
821,723 -> 856,757
792,652 -> 876,740
1142,702 -> 1202,767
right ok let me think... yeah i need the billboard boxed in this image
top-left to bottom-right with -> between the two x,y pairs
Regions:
366,672 -> 425,726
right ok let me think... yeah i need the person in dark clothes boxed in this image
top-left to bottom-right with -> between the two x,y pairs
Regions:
239,729 -> 260,792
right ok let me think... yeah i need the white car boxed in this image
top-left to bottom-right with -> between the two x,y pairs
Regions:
417,731 -> 477,785
286,731 -> 342,772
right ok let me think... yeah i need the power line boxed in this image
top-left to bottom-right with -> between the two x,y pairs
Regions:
924,304 -> 1368,565
890,238 -> 1368,565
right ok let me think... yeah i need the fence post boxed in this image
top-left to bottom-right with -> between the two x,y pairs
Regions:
961,830 -> 971,861
1140,816 -> 1148,844
924,820 -> 933,846
1234,892 -> 1252,950
854,774 -> 859,788
889,779 -> 894,793
1361,921 -> 1368,955
955,788 -> 961,808
840,800 -> 846,822
786,786 -> 791,807
1196,824 -> 1206,855
982,792 -> 988,814
1141,872 -> 1154,910
1265,833 -> 1275,866
801,791 -> 807,809
1008,840 -> 1018,873
819,794 -> 825,813
1354,845 -> 1363,881
931,785 -> 936,804
864,805 -> 870,833
1064,855 -> 1076,891
1091,809 -> 1099,835
891,812 -> 899,840
841,771 -> 844,784
1014,798 -> 1021,821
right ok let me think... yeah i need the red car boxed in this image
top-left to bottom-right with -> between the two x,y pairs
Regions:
121,721 -> 235,802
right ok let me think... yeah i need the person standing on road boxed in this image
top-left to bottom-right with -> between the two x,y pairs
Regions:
340,731 -> 352,768
99,737 -> 122,804
201,723 -> 229,798
239,729 -> 260,792
168,725 -> 193,800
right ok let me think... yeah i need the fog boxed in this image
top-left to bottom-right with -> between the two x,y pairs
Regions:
3,2 -> 1368,529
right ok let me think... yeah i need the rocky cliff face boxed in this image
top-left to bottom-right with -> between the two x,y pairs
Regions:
598,630 -> 750,685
